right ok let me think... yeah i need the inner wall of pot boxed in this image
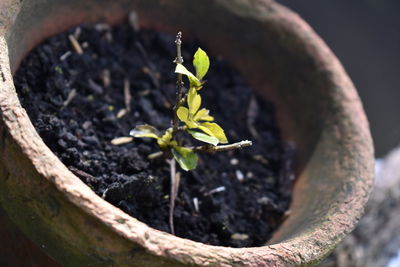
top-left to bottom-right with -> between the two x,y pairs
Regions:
7,0 -> 334,244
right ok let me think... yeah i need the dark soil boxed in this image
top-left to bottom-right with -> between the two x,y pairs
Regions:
14,23 -> 295,247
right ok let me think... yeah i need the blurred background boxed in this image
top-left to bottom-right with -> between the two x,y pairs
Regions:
275,1 -> 400,266
277,0 -> 400,157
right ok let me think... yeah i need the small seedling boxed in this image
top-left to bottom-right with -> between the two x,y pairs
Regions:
116,32 -> 252,234
130,32 -> 252,171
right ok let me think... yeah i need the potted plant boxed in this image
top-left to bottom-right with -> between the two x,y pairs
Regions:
0,0 -> 373,266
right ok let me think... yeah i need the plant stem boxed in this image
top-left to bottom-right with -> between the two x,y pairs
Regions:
192,140 -> 253,153
168,158 -> 180,235
172,32 -> 185,138
147,140 -> 253,160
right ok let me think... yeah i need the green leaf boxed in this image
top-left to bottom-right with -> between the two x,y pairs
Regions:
200,122 -> 228,143
130,125 -> 159,139
175,63 -> 201,87
187,87 -> 201,115
193,48 -> 210,80
172,146 -> 198,171
188,130 -> 219,146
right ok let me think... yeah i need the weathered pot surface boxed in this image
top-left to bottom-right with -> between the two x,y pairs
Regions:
0,0 -> 374,266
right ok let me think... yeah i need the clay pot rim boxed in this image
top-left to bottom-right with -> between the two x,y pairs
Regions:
0,0 -> 374,265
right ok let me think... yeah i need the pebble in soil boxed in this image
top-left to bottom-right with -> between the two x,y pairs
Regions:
13,22 -> 295,247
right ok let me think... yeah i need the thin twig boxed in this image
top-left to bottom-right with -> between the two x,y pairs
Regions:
145,140 -> 253,160
135,41 -> 156,71
68,166 -> 96,183
59,51 -> 72,61
95,23 -> 111,32
247,96 -> 261,139
73,27 -> 81,39
111,136 -> 133,145
147,151 -> 164,160
204,186 -> 226,196
253,154 -> 269,165
192,140 -> 253,153
136,42 -> 159,88
117,78 -> 132,119
129,11 -> 140,32
62,89 -> 77,108
88,79 -> 104,94
124,78 -> 132,111
168,158 -> 181,235
116,109 -> 129,119
100,69 -> 111,88
172,32 -> 185,138
141,66 -> 160,88
193,197 -> 199,212
68,34 -> 83,54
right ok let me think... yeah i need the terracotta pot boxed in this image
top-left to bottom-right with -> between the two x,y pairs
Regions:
0,0 -> 374,266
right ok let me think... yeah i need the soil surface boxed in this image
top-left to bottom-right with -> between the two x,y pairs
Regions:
14,23 -> 294,247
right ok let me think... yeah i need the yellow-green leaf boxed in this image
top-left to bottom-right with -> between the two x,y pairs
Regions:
193,48 -> 210,80
193,108 -> 208,121
200,115 -> 214,121
200,122 -> 228,143
197,125 -> 214,137
157,128 -> 174,149
177,107 -> 189,123
187,87 -> 196,108
130,125 -> 159,139
178,106 -> 198,128
194,108 -> 214,122
188,130 -> 219,146
186,120 -> 198,129
175,63 -> 201,87
187,88 -> 201,115
172,146 -> 198,171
